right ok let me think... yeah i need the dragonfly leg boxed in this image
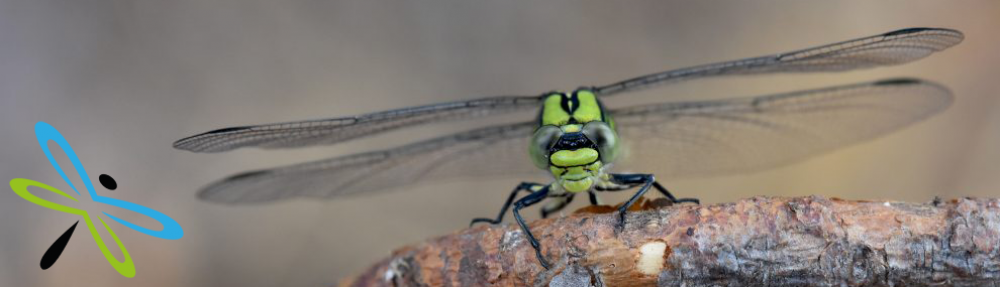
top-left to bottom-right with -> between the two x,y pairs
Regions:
610,174 -> 655,232
513,186 -> 552,269
541,193 -> 575,219
588,191 -> 601,205
470,182 -> 540,226
608,174 -> 699,232
652,181 -> 700,204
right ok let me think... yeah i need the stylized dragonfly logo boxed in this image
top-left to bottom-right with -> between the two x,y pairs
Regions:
9,122 -> 184,278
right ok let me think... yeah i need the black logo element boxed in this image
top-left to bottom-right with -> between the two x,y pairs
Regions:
37,174 -> 117,270
40,221 -> 78,270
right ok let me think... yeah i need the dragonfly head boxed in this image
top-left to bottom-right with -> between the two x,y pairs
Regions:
530,89 -> 621,192
530,122 -> 620,193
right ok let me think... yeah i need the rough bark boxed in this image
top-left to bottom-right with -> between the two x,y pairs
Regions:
339,196 -> 1000,287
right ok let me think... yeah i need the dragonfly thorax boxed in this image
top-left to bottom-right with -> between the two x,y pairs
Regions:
529,89 -> 620,193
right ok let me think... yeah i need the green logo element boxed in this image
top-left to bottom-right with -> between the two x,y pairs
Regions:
10,178 -> 135,277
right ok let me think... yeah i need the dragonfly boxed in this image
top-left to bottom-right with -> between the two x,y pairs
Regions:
174,27 -> 962,269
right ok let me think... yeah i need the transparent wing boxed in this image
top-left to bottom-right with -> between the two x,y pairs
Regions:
197,121 -> 542,204
197,78 -> 951,204
611,78 -> 952,177
174,28 -> 962,153
173,95 -> 542,153
594,28 -> 963,96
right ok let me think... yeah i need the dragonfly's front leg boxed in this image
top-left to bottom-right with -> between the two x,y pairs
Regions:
608,173 -> 699,232
512,185 -> 552,269
470,182 -> 541,226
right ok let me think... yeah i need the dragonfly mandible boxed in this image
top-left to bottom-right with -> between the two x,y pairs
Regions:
174,27 -> 963,268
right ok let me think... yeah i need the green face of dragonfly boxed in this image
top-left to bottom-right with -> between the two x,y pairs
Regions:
529,89 -> 620,193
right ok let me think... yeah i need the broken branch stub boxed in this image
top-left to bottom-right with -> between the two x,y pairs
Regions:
340,196 -> 1000,286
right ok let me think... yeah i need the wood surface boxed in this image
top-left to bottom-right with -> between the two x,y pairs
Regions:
341,196 -> 1000,287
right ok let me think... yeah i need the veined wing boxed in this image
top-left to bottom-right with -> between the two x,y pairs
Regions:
594,28 -> 963,96
174,28 -> 961,153
197,78 -> 951,204
173,95 -> 542,153
612,78 -> 952,177
197,121 -> 542,204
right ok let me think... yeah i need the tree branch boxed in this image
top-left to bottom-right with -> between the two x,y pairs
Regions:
339,196 -> 1000,286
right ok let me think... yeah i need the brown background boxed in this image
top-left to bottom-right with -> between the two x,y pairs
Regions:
1,1 -> 999,286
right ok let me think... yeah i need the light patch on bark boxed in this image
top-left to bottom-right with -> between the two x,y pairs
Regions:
637,241 -> 666,275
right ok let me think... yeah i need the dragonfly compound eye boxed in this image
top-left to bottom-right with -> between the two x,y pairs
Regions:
582,121 -> 621,163
529,126 -> 563,169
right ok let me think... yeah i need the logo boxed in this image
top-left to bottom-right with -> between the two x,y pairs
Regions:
9,122 -> 184,278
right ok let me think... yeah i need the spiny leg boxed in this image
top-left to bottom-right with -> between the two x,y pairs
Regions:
609,174 -> 700,205
513,186 -> 552,269
652,181 -> 700,204
470,182 -> 540,226
588,191 -> 600,205
541,193 -> 575,219
611,174 -> 655,232
608,174 -> 700,232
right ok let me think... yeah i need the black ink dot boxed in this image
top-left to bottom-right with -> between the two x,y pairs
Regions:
99,174 -> 117,190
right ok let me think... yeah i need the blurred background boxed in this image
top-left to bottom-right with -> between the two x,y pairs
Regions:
2,1 -> 999,286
